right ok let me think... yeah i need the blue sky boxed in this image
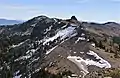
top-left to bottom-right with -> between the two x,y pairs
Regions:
0,0 -> 120,23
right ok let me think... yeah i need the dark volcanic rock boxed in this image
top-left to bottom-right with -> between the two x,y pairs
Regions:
71,16 -> 78,21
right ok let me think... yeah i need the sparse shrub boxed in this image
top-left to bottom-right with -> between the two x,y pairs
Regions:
110,70 -> 120,78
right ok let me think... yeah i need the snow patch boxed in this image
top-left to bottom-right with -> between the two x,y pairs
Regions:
53,18 -> 58,22
11,42 -> 24,48
15,55 -> 31,61
61,24 -> 67,29
91,43 -> 95,47
87,50 -> 111,68
81,33 -> 85,36
74,52 -> 77,54
58,22 -> 61,24
43,25 -> 77,45
11,40 -> 28,48
30,57 -> 40,64
13,70 -> 21,78
33,68 -> 41,74
44,25 -> 53,34
70,23 -> 78,26
67,51 -> 111,75
31,23 -> 36,27
13,75 -> 22,78
75,37 -> 85,43
26,49 -> 36,54
15,49 -> 37,61
46,45 -> 58,55
87,39 -> 90,42
81,28 -> 84,29
80,52 -> 84,54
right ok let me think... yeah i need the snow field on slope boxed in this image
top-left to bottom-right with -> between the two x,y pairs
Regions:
67,50 -> 111,75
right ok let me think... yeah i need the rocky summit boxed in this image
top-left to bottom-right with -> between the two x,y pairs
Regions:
0,16 -> 120,78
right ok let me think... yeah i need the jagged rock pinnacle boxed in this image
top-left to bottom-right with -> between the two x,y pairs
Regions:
71,16 -> 78,21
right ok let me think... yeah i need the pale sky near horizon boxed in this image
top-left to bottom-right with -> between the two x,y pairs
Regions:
0,0 -> 120,23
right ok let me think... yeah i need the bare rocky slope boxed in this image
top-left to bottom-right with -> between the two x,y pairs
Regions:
0,16 -> 120,78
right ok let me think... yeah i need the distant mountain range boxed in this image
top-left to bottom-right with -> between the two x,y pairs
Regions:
0,19 -> 22,25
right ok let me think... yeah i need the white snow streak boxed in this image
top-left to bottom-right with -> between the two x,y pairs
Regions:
43,26 -> 77,45
15,49 -> 37,61
13,70 -> 21,78
75,37 -> 85,43
31,23 -> 36,27
11,40 -> 29,48
70,23 -> 78,26
87,50 -> 111,68
67,51 -> 111,75
44,25 -> 53,34
13,75 -> 22,78
11,42 -> 24,48
46,45 -> 58,55
80,52 -> 84,54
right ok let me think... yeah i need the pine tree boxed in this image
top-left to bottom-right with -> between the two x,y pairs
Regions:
99,41 -> 103,48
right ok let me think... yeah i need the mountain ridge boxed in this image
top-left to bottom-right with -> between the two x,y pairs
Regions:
0,18 -> 22,25
0,15 -> 120,78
